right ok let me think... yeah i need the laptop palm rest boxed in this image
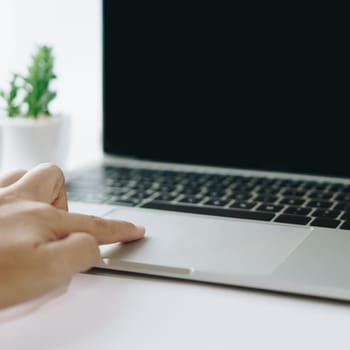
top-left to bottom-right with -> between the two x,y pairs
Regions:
97,208 -> 311,277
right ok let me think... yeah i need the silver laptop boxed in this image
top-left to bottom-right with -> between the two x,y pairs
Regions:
67,1 -> 350,301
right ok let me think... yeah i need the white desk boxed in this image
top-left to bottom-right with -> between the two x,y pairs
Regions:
1,269 -> 350,350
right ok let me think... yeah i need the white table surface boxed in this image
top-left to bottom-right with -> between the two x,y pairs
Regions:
1,269 -> 350,350
1,154 -> 350,350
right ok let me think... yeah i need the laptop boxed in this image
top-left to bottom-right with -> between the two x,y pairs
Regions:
67,1 -> 350,301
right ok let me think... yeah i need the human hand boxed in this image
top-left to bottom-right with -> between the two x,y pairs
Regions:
0,163 -> 145,308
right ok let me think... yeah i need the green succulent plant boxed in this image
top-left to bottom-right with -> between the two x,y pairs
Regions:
0,45 -> 57,118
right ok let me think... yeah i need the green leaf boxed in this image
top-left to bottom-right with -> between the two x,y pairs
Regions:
0,74 -> 23,116
23,45 -> 57,117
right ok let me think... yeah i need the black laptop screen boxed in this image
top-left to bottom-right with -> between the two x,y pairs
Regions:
103,2 -> 348,178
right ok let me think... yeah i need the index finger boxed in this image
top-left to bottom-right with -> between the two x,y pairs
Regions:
55,211 -> 145,244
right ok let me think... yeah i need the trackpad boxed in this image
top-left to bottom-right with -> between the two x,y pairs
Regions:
99,208 -> 311,276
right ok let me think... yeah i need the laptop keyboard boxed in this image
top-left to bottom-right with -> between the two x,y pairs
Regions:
66,165 -> 350,230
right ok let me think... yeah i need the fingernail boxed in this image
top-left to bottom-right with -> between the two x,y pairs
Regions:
135,224 -> 146,235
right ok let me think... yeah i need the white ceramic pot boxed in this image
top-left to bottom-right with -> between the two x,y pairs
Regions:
0,115 -> 71,172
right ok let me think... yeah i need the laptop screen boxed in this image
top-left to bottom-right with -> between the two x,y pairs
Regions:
103,1 -> 347,178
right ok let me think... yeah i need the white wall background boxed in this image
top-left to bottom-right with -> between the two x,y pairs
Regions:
0,0 -> 102,170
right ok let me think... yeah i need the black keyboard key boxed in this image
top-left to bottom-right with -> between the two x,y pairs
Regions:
280,198 -> 305,206
308,191 -> 333,200
154,193 -> 179,201
283,206 -> 312,216
340,212 -> 350,221
159,184 -> 180,193
128,190 -> 154,199
312,209 -> 341,219
313,183 -> 329,191
307,200 -> 333,209
179,196 -> 204,204
230,201 -> 257,210
311,218 -> 340,228
328,183 -> 346,193
142,201 -> 275,221
335,194 -> 350,202
256,204 -> 284,213
285,180 -> 303,188
340,221 -> 350,230
181,187 -> 203,196
299,181 -> 318,190
283,189 -> 307,197
274,214 -> 311,225
341,186 -> 350,193
255,195 -> 278,203
203,198 -> 230,207
333,202 -> 349,211
234,185 -> 256,192
256,187 -> 280,195
205,190 -> 227,198
256,178 -> 277,187
229,192 -> 253,201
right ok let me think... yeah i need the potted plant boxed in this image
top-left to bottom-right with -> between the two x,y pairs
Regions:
0,45 -> 70,171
